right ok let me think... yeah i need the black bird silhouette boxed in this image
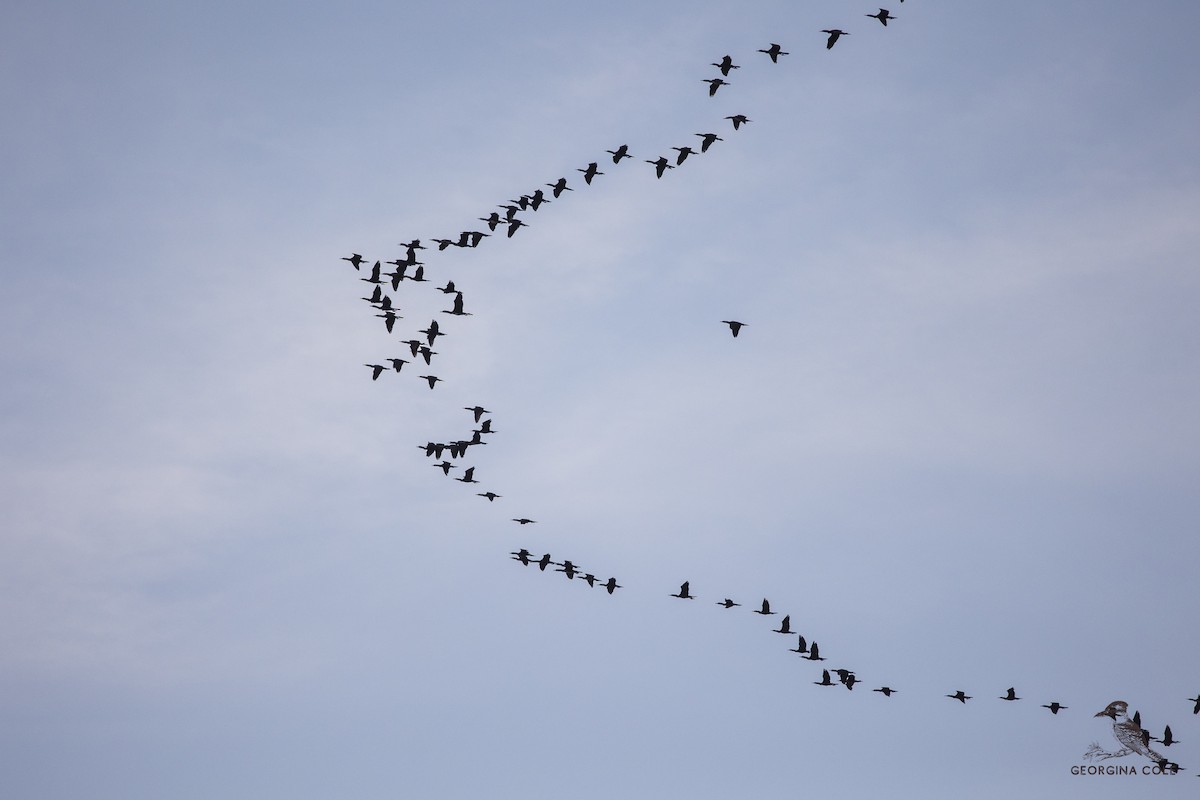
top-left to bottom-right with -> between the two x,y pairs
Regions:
804,641 -> 825,661
365,364 -> 385,381
843,673 -> 859,691
646,156 -> 675,179
476,419 -> 495,435
752,598 -> 776,616
867,8 -> 894,26
477,491 -> 501,502
528,189 -> 549,210
408,265 -> 428,282
377,311 -> 400,333
1159,726 -> 1178,746
467,231 -> 489,248
536,553 -> 553,571
438,280 -> 456,295
772,615 -> 793,634
455,467 -> 479,484
947,691 -> 972,704
362,285 -> 383,304
431,238 -> 454,251
874,687 -> 897,697
606,144 -> 632,164
418,441 -> 445,459
581,573 -> 598,588
465,406 -> 490,423
716,598 -> 740,608
498,204 -> 520,222
671,581 -> 695,599
702,77 -> 729,96
822,29 -> 849,49
757,43 -> 789,62
722,320 -> 746,337
478,212 -> 502,232
512,518 -> 536,525
433,460 -> 454,475
815,669 -> 835,687
1042,702 -> 1068,715
419,374 -> 440,389
443,291 -> 471,316
360,260 -> 384,284
556,560 -> 580,579
420,319 -> 443,345
510,549 -> 534,565
577,162 -> 603,184
1189,694 -> 1200,714
547,177 -> 572,198
789,635 -> 808,653
386,358 -> 407,372
711,55 -> 739,76
342,253 -> 366,270
725,114 -> 751,130
695,132 -> 723,152
672,146 -> 696,165
602,577 -> 620,594
401,339 -> 422,357
506,219 -> 528,238
1001,687 -> 1020,701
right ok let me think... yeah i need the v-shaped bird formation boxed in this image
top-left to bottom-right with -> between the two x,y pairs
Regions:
337,3 -> 1196,777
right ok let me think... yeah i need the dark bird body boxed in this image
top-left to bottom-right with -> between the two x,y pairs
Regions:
722,320 -> 745,337
671,582 -> 695,599
606,144 -> 632,164
577,162 -> 603,184
758,43 -> 789,62
822,29 -> 849,49
646,156 -> 674,179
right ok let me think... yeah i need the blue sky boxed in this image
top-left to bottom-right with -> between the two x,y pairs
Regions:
3,2 -> 1199,798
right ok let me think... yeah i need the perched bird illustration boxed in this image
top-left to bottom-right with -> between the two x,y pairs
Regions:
867,8 -> 895,26
646,156 -> 675,179
510,549 -> 534,566
752,599 -> 776,616
702,77 -> 730,96
1094,701 -> 1166,763
1043,702 -> 1068,715
822,29 -> 849,49
757,43 -> 789,62
725,114 -> 751,130
671,581 -> 695,599
1001,687 -> 1020,701
722,320 -> 746,337
606,144 -> 633,164
947,691 -> 971,704
342,253 -> 366,270
716,598 -> 740,609
695,132 -> 723,152
772,615 -> 793,635
477,491 -> 501,502
874,687 -> 897,697
711,55 -> 739,76
512,518 -> 537,525
577,162 -> 603,185
603,577 -> 621,595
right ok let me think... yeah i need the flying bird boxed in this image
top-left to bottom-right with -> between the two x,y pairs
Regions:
702,78 -> 729,96
1189,694 -> 1200,714
1159,726 -> 1178,747
365,364 -> 385,381
478,212 -> 502,232
722,320 -> 746,337
359,260 -> 384,284
947,691 -> 971,704
772,615 -> 793,634
757,43 -> 789,62
606,144 -> 632,164
874,687 -> 897,697
438,280 -> 456,295
547,177 -> 572,198
510,549 -> 534,566
341,253 -> 366,270
477,491 -> 501,502
867,8 -> 895,26
419,374 -> 440,389
694,132 -> 722,152
536,553 -> 553,571
455,466 -> 479,485
711,55 -> 739,76
716,598 -> 740,608
432,460 -> 454,476
725,114 -> 751,130
386,358 -> 407,372
603,577 -> 621,595
420,319 -> 443,345
1001,687 -> 1020,701
556,560 -> 580,580
443,291 -> 471,316
671,146 -> 696,165
465,406 -> 490,422
577,162 -> 603,185
1042,702 -> 1068,715
752,599 -> 776,616
512,518 -> 537,525
646,156 -> 675,179
822,29 -> 849,49
804,641 -> 825,661
788,635 -> 808,654
671,582 -> 695,600
506,219 -> 528,238
815,669 -> 835,687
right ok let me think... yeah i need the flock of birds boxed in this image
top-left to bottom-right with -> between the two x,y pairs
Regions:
338,4 -> 1197,777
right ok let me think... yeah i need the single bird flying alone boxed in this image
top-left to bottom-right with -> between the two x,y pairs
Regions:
722,320 -> 746,337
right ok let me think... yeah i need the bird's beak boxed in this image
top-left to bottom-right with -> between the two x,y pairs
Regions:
1094,709 -> 1113,718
